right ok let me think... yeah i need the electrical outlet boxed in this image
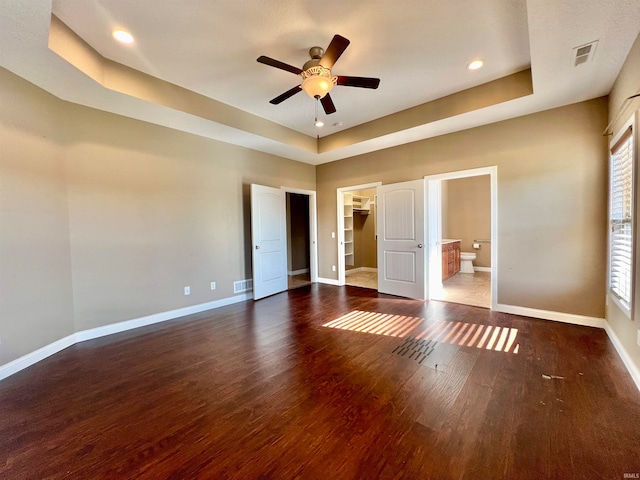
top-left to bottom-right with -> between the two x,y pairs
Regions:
331,232 -> 335,238
210,282 -> 216,290
332,265 -> 336,272
184,286 -> 190,295
637,329 -> 640,348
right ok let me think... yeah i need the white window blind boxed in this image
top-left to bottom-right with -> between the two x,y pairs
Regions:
609,127 -> 634,309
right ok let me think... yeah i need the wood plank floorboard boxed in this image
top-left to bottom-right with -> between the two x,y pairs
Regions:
1,284 -> 639,479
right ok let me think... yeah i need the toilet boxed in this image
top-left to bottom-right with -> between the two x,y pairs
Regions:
460,252 -> 476,273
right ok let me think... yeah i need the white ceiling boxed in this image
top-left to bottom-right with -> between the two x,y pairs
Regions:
1,0 -> 639,165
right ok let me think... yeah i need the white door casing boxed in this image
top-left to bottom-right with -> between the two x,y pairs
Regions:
377,179 -> 427,300
251,184 -> 288,300
336,182 -> 382,285
427,180 -> 443,297
424,166 -> 498,309
282,187 -> 319,283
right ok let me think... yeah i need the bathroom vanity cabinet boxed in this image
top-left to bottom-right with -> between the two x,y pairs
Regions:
442,240 -> 461,281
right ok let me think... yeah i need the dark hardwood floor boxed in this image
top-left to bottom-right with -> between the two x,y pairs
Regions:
1,284 -> 639,479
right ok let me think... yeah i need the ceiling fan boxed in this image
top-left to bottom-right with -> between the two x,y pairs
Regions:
257,34 -> 380,115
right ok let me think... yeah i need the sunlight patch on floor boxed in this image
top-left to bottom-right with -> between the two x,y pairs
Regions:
414,320 -> 519,353
322,310 -> 423,337
323,311 -> 519,353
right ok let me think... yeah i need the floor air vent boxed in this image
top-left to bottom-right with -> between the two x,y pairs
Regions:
392,337 -> 436,364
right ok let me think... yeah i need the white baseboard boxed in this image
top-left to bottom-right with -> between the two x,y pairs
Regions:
346,267 -> 378,275
318,277 -> 340,286
474,266 -> 491,272
288,268 -> 310,276
495,303 -> 606,329
75,293 -> 253,343
0,293 -> 252,382
604,322 -> 640,392
0,334 -> 77,382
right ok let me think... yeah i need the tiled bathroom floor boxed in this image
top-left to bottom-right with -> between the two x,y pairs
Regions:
344,268 -> 490,309
433,271 -> 491,308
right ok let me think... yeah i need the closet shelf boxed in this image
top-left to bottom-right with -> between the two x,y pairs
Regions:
343,192 -> 372,266
352,195 -> 371,213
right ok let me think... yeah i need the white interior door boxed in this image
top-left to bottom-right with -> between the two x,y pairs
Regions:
377,179 -> 426,300
251,184 -> 287,300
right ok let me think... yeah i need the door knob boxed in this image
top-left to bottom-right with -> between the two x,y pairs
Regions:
417,244 -> 423,248
255,245 -> 260,250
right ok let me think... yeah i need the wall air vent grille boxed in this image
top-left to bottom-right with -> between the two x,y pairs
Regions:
234,279 -> 253,293
572,40 -> 598,67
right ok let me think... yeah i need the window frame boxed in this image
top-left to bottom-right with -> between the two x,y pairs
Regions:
608,114 -> 637,318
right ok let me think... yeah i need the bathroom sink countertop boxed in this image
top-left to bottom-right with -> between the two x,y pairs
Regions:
441,239 -> 461,244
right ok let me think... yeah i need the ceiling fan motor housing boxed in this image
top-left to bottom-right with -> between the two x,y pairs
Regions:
309,46 -> 324,59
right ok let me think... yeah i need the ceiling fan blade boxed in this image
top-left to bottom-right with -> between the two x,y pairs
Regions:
269,85 -> 302,105
337,76 -> 380,89
319,35 -> 350,69
320,94 -> 337,115
257,56 -> 302,75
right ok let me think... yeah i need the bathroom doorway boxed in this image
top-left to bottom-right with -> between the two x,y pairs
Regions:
425,167 -> 497,309
337,183 -> 381,290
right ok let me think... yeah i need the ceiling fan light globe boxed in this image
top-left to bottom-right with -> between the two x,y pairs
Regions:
301,75 -> 333,99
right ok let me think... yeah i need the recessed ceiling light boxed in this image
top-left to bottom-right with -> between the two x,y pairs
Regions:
112,29 -> 134,44
315,120 -> 324,127
467,59 -> 484,70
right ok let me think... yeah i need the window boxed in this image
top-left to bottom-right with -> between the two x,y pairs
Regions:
609,123 -> 634,312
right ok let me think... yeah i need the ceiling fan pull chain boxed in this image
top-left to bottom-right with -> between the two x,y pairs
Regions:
314,97 -> 324,129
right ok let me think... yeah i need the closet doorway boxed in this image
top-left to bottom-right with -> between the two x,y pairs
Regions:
286,192 -> 312,290
337,183 -> 381,290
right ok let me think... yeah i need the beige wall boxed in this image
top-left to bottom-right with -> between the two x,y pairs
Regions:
444,176 -> 491,268
441,180 -> 449,238
607,30 -> 640,379
0,69 -> 75,365
64,105 -> 314,331
317,98 -> 609,318
0,67 -> 315,363
609,31 -> 640,133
